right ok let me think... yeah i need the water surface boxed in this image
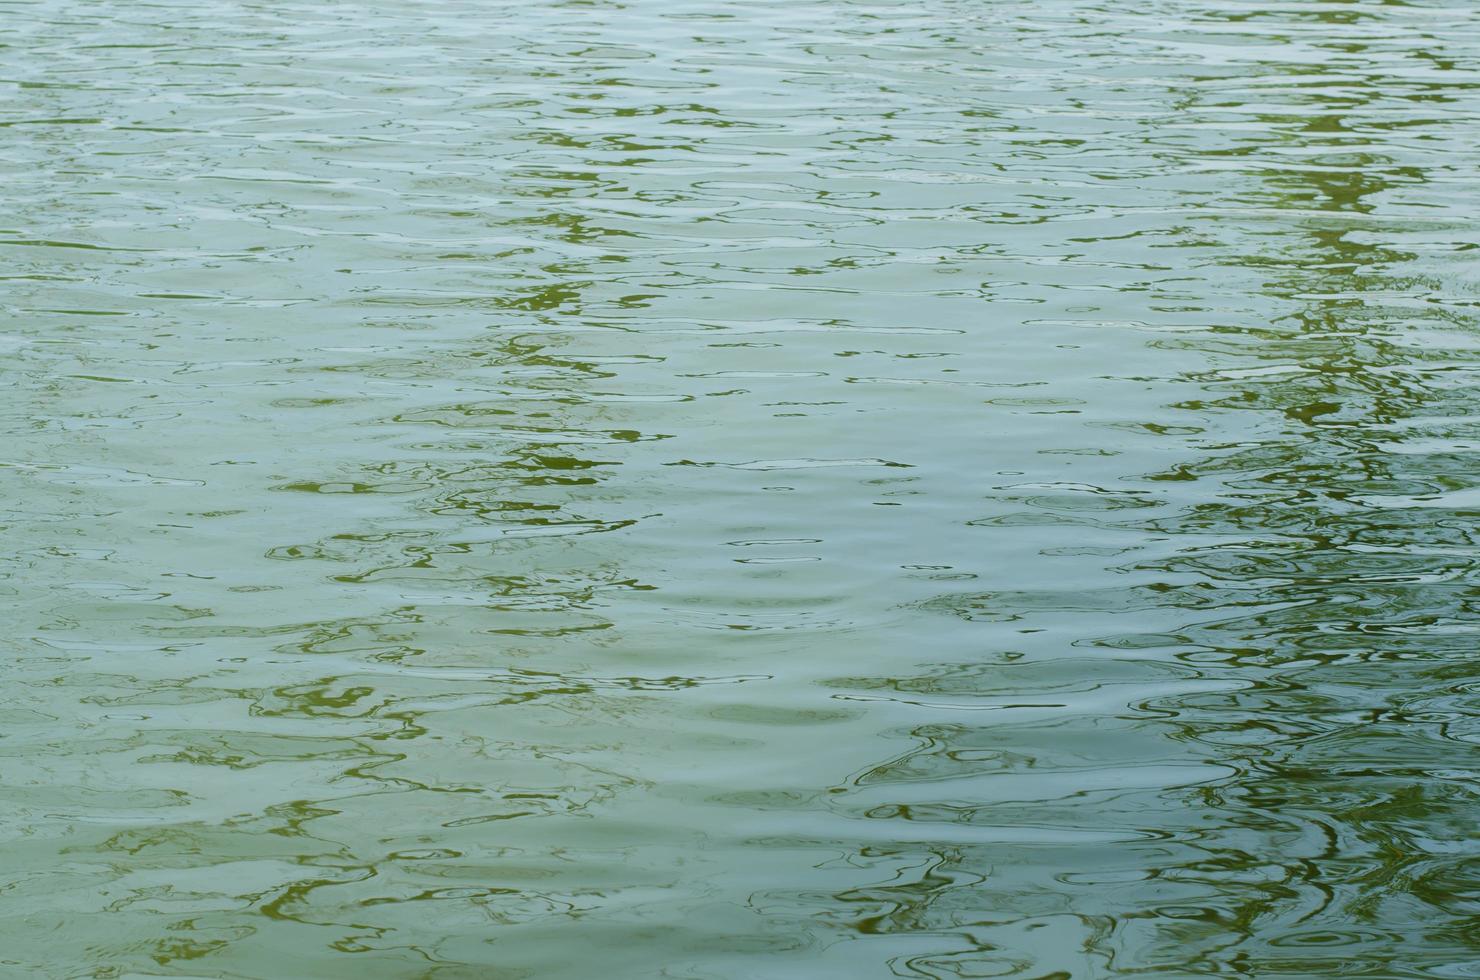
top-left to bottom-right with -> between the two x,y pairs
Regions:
3,0 -> 1479,976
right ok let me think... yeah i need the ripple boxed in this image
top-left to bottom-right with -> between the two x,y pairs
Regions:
2,0 -> 1478,975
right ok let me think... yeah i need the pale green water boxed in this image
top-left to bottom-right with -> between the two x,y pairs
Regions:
3,0 -> 1480,976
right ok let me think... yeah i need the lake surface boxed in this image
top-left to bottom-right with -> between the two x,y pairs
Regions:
3,0 -> 1479,976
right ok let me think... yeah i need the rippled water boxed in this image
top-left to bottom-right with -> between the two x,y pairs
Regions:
4,0 -> 1479,976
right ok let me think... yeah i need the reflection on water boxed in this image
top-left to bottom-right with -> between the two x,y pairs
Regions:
2,0 -> 1478,975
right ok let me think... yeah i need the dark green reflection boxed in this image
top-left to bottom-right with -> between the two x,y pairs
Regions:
1,0 -> 1477,976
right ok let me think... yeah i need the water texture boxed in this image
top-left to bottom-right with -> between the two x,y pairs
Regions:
2,0 -> 1479,976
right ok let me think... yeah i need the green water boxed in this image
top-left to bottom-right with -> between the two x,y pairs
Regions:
3,0 -> 1479,976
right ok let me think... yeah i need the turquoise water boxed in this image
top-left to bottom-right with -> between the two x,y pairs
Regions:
3,0 -> 1479,976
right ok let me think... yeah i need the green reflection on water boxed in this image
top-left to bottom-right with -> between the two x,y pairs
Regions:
2,0 -> 1478,976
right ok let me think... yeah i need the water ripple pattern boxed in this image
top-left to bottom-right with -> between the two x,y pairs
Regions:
2,0 -> 1478,976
